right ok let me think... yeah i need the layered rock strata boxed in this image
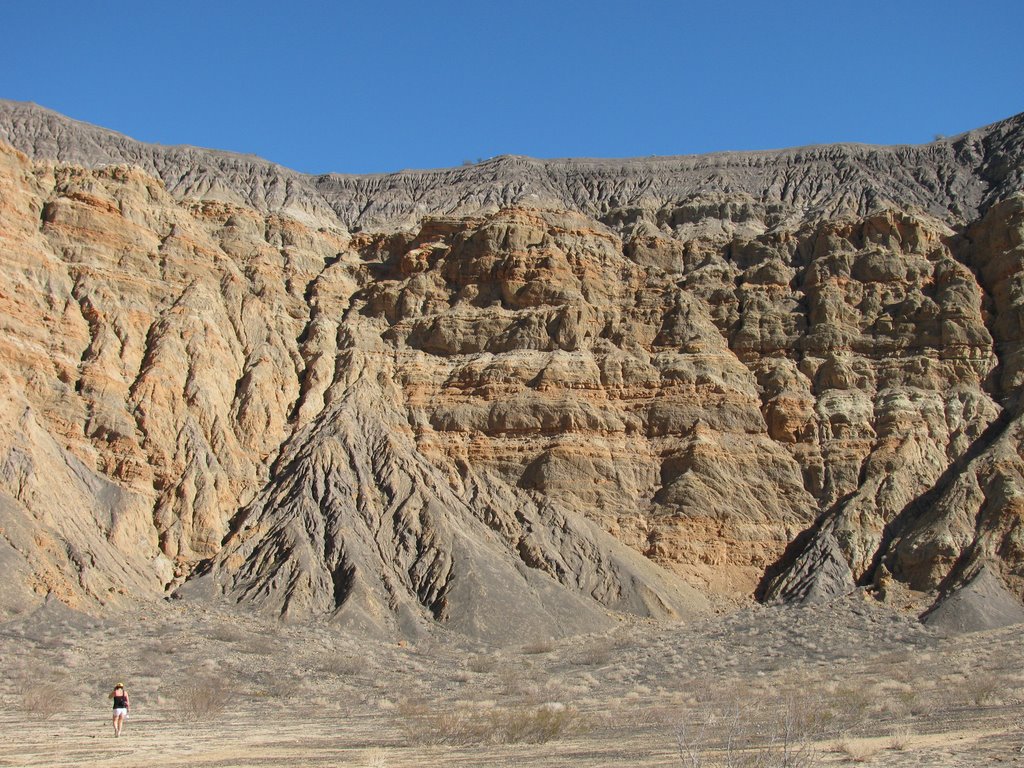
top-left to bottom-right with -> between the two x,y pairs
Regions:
1,101 -> 1023,636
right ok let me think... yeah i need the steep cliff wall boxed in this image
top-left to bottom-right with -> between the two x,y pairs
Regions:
1,101 -> 1022,638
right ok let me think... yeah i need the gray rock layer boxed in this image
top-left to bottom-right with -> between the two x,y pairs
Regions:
2,99 -> 1022,230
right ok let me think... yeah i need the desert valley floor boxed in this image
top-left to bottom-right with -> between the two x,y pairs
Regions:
1,594 -> 1022,767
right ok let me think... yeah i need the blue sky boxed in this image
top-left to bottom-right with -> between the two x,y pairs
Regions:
2,1 -> 1022,174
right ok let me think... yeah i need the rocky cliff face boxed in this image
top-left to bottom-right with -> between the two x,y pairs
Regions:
0,100 -> 1022,639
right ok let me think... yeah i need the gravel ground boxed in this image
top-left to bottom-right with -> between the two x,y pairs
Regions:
1,592 -> 1022,767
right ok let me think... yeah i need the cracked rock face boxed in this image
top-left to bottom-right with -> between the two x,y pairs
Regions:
0,101 -> 1023,638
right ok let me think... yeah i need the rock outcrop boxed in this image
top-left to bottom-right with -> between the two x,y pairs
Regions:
2,99 -> 1022,231
1,100 -> 1023,638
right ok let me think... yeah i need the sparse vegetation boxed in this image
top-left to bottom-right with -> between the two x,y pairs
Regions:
963,672 -> 1002,706
241,635 -> 277,656
23,682 -> 70,720
835,738 -> 879,763
673,694 -> 821,767
888,725 -> 911,751
571,637 -> 615,667
521,639 -> 555,655
319,654 -> 363,677
3,598 -> 1023,766
207,624 -> 247,644
176,676 -> 232,721
466,653 -> 499,674
397,700 -> 583,746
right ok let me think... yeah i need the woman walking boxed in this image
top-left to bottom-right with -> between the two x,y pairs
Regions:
109,683 -> 129,737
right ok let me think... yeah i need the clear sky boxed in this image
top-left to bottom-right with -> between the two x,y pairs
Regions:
2,0 -> 1022,174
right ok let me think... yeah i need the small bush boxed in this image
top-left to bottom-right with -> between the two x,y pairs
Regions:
467,654 -> 499,674
571,639 -> 614,667
319,655 -> 362,677
397,701 -> 582,746
241,635 -> 277,656
146,637 -> 178,656
673,693 -> 821,768
207,625 -> 246,644
24,682 -> 70,720
176,676 -> 232,721
836,738 -> 879,762
963,673 -> 1001,706
828,685 -> 875,731
888,725 -> 911,751
521,640 -> 555,655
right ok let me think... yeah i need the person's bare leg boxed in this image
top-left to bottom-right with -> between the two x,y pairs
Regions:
113,713 -> 118,736
114,713 -> 124,737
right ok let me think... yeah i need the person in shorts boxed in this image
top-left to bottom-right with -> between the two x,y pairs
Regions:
109,683 -> 130,737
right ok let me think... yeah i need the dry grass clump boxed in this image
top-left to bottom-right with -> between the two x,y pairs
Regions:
23,681 -> 71,720
466,653 -> 499,674
397,700 -> 583,746
962,672 -> 1002,706
145,636 -> 179,656
835,738 -> 879,762
520,639 -> 555,655
570,638 -> 615,667
827,684 -> 874,731
888,725 -> 911,751
176,676 -> 233,721
206,624 -> 246,644
241,635 -> 277,656
319,654 -> 363,677
673,693 -> 822,767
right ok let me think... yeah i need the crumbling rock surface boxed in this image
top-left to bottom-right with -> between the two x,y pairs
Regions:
2,99 -> 1023,231
1,102 -> 1023,637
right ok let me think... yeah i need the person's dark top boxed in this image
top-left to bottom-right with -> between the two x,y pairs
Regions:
113,693 -> 128,709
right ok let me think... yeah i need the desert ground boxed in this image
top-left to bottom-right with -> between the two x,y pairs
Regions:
1,592 -> 1022,768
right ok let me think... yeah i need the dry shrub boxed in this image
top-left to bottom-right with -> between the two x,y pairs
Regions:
467,654 -> 499,674
23,682 -> 70,720
888,725 -> 911,751
398,700 -> 582,746
521,640 -> 555,655
963,672 -> 1002,706
207,625 -> 246,644
827,685 -> 874,732
241,635 -> 277,656
882,685 -> 933,718
319,655 -> 362,677
146,637 -> 178,656
493,663 -> 543,699
571,638 -> 615,667
835,738 -> 878,762
176,676 -> 232,721
673,692 -> 822,768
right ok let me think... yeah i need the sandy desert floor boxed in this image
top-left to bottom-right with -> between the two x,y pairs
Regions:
1,591 -> 1022,767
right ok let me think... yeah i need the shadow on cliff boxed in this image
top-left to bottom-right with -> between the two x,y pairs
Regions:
756,394 -> 1019,604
